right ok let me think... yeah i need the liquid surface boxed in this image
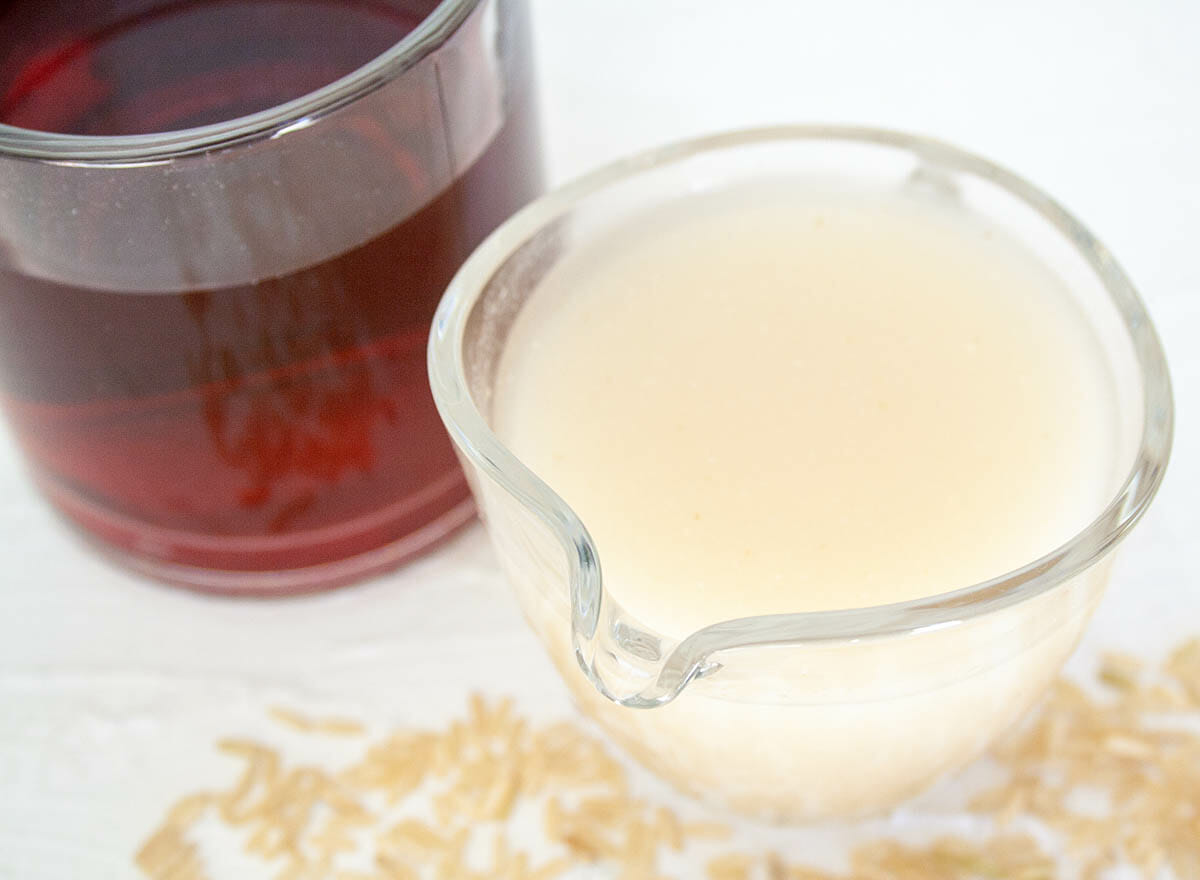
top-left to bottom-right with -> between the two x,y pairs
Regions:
494,182 -> 1119,635
0,0 -> 430,135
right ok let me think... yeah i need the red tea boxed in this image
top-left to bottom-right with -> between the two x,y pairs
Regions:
0,0 -> 432,136
0,0 -> 542,590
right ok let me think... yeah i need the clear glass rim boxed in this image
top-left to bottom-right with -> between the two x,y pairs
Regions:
0,0 -> 479,163
429,125 -> 1174,707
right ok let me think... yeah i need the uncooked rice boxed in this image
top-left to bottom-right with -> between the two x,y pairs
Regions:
136,638 -> 1200,879
268,708 -> 367,738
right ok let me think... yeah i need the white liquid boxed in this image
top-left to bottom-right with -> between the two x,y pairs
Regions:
495,183 -> 1117,636
485,180 -> 1124,819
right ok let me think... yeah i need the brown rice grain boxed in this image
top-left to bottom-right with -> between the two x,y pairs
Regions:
165,793 -> 214,828
706,852 -> 754,880
269,706 -> 366,737
1099,651 -> 1144,691
135,827 -> 209,880
683,821 -> 733,841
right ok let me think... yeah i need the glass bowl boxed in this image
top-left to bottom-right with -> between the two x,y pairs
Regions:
428,126 -> 1172,820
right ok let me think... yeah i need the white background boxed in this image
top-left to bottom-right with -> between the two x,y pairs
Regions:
2,1 -> 1198,877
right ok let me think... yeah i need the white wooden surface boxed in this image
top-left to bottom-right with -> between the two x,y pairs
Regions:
1,1 -> 1197,877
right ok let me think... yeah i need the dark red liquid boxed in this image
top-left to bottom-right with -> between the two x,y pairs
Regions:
0,0 -> 541,590
0,0 -> 431,135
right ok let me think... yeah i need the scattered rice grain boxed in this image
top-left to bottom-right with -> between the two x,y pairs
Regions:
137,641 -> 1200,880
